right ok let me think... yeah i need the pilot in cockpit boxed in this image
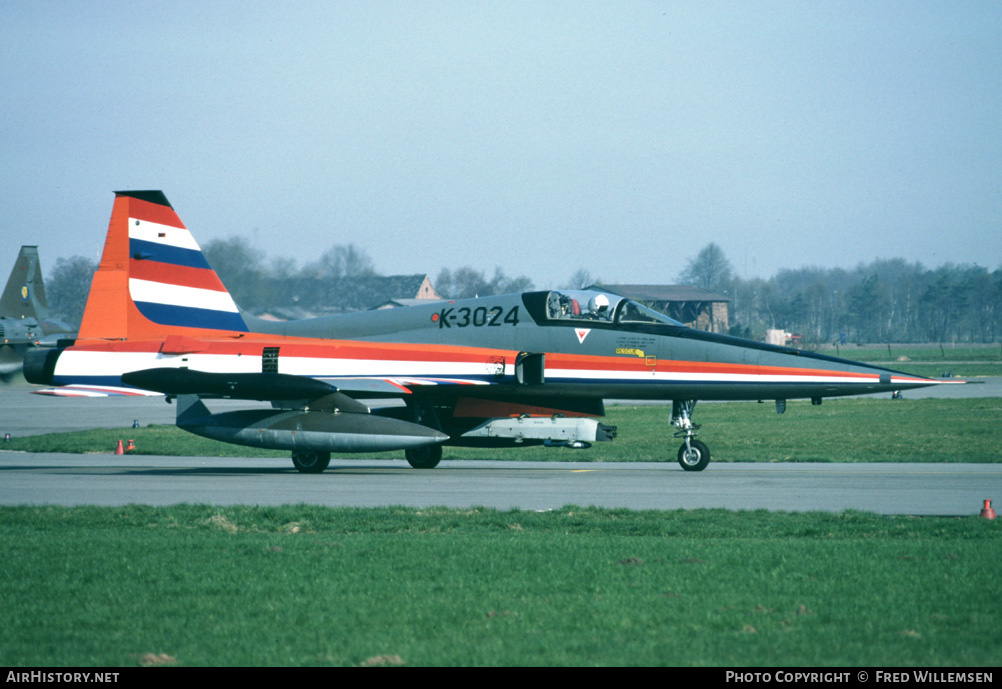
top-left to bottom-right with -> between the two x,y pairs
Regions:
588,293 -> 610,320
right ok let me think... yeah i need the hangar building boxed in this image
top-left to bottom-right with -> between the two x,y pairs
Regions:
590,284 -> 731,333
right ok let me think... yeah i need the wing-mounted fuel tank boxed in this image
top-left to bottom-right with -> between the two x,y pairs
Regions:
175,395 -> 447,453
120,369 -> 448,454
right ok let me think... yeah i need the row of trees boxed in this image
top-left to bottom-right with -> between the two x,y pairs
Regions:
201,237 -> 538,310
40,238 -> 1001,344
681,243 -> 1002,344
41,237 -> 536,324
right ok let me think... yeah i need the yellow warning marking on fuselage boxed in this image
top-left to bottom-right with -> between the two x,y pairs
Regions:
615,348 -> 645,357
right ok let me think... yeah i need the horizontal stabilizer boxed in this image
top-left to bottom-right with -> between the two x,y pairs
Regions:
31,384 -> 162,397
122,368 -> 337,400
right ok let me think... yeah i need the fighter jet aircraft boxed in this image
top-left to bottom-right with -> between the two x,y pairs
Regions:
25,191 -> 948,471
0,246 -> 76,381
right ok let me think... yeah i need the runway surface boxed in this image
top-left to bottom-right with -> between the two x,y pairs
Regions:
1,378 -> 999,515
1,453 -> 999,516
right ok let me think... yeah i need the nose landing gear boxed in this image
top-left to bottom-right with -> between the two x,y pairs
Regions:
672,400 -> 710,471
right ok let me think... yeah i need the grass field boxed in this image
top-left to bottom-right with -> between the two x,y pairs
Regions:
820,344 -> 1002,361
817,344 -> 1002,378
4,393 -> 1000,666
1,505 -> 999,667
6,398 -> 1001,464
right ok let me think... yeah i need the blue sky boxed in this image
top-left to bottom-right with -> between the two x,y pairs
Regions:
3,1 -> 1000,288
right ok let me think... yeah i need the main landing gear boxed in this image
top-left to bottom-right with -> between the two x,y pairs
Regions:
290,446 -> 442,472
292,451 -> 332,474
405,445 -> 443,469
404,397 -> 444,469
672,400 -> 710,471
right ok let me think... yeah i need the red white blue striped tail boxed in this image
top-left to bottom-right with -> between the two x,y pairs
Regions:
78,191 -> 247,340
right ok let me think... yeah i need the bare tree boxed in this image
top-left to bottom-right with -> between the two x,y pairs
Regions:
679,243 -> 733,293
46,256 -> 97,325
564,268 -> 600,290
435,266 -> 534,299
306,243 -> 376,279
202,237 -> 269,310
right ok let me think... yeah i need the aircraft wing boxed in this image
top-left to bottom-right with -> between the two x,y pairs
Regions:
29,371 -> 494,399
124,369 -> 495,399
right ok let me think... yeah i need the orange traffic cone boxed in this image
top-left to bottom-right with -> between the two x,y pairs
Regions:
125,439 -> 136,452
114,440 -> 124,455
980,499 -> 996,520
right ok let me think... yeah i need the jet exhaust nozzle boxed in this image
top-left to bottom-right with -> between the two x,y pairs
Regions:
23,347 -> 62,385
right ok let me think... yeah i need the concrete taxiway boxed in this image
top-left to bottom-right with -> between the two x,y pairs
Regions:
1,378 -> 999,516
1,453 -> 999,516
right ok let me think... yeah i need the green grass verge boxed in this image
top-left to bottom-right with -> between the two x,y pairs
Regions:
1,505 -> 998,667
867,362 -> 1002,378
6,398 -> 1001,464
818,345 -> 1002,378
818,344 -> 1002,363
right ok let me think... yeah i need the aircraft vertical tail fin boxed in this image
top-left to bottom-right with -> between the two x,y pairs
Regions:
1,246 -> 48,321
78,191 -> 248,341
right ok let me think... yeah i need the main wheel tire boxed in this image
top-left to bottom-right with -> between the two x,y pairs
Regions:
405,445 -> 442,469
677,439 -> 710,472
292,451 -> 331,474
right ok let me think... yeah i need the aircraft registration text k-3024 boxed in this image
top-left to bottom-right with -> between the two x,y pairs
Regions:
433,305 -> 520,328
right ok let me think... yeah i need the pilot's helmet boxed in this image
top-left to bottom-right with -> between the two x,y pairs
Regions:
589,294 -> 610,314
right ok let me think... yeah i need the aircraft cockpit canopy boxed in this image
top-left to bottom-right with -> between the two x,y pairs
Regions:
544,290 -> 685,328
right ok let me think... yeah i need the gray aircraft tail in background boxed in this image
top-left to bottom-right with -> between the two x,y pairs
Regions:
0,246 -> 76,380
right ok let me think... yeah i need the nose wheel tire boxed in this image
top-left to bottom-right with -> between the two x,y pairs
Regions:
292,451 -> 331,474
405,445 -> 443,469
677,439 -> 710,471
